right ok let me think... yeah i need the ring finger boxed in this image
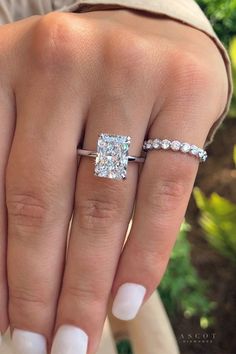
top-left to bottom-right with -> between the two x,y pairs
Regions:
110,86 -> 218,320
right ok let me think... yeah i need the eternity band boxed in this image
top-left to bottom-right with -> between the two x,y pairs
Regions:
143,139 -> 207,162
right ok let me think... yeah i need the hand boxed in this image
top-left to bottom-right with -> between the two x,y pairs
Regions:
0,9 -> 228,354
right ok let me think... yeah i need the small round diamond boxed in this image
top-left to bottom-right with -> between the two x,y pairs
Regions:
142,137 -> 207,163
161,139 -> 171,150
181,143 -> 191,153
190,145 -> 199,155
153,139 -> 161,149
198,149 -> 204,158
202,153 -> 207,162
171,140 -> 181,151
199,151 -> 207,162
146,141 -> 152,149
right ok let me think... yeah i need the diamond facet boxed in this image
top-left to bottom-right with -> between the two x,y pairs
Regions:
171,140 -> 181,151
95,134 -> 130,180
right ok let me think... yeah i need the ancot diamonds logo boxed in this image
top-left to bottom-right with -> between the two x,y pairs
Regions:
178,332 -> 216,344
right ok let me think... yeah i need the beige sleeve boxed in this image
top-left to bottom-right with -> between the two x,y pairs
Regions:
0,0 -> 233,146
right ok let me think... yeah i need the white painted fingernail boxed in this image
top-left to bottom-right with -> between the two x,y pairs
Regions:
51,325 -> 88,354
112,283 -> 146,320
12,329 -> 47,354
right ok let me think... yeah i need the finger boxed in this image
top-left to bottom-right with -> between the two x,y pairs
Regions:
52,98 -> 149,354
6,60 -> 87,353
0,81 -> 15,337
111,94 -> 215,321
124,292 -> 179,354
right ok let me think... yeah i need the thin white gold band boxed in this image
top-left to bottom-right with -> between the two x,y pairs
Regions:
143,139 -> 207,162
77,149 -> 145,163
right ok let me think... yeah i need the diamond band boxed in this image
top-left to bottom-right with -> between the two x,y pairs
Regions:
143,138 -> 207,162
77,133 -> 144,180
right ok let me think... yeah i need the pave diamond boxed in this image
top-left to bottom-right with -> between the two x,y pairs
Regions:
161,139 -> 171,149
95,133 -> 131,180
171,140 -> 181,151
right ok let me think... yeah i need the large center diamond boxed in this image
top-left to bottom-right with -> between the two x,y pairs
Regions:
95,134 -> 131,180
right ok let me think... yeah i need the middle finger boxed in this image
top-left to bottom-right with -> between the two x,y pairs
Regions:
52,95 -> 149,354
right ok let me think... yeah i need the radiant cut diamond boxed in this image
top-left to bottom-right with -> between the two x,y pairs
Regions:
95,134 -> 131,180
161,139 -> 171,150
171,140 -> 181,151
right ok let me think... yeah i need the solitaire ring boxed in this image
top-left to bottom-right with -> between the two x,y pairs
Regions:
77,133 -> 145,180
143,138 -> 207,162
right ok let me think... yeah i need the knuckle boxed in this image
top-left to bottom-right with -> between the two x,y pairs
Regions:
131,245 -> 168,286
31,13 -> 96,70
75,195 -> 124,230
145,168 -> 192,215
169,47 -> 214,96
6,193 -> 51,229
104,30 -> 152,83
9,286 -> 48,309
62,282 -> 104,305
151,178 -> 186,206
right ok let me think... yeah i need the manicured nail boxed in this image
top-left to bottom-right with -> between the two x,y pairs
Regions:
12,329 -> 47,354
51,325 -> 88,354
112,283 -> 146,320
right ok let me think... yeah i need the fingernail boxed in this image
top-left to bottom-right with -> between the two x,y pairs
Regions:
112,283 -> 146,320
12,329 -> 47,354
0,332 -> 2,346
51,325 -> 88,354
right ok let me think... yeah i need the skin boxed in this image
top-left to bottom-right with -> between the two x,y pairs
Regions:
0,8 -> 228,353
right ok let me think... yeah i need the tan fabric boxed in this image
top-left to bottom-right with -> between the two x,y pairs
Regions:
0,0 -> 233,146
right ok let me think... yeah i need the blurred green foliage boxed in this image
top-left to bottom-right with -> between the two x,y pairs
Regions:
117,340 -> 133,354
197,0 -> 236,46
234,145 -> 236,166
159,223 -> 215,323
197,1 -> 236,117
194,187 -> 236,264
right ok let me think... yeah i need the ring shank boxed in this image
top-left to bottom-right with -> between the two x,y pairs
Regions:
77,149 -> 145,163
